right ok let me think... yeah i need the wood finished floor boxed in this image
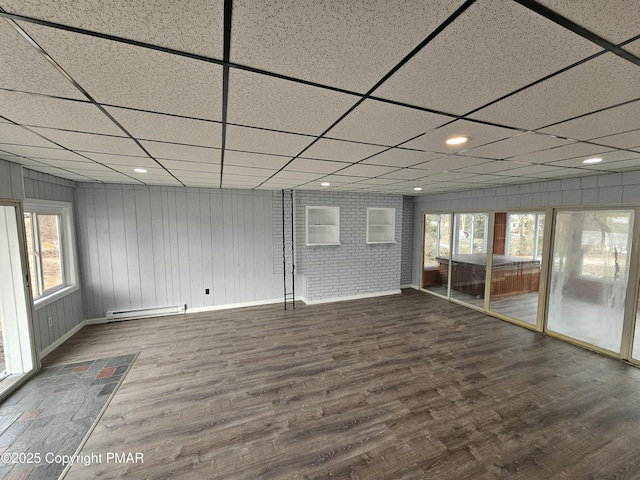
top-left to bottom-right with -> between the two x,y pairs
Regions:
43,289 -> 640,479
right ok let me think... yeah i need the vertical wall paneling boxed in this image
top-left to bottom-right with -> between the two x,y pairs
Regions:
222,190 -> 236,304
149,188 -> 166,305
187,190 -> 203,308
94,186 -> 116,313
211,190 -> 226,305
200,189 -> 213,308
135,188 -> 156,308
106,186 -> 131,310
123,187 -> 142,309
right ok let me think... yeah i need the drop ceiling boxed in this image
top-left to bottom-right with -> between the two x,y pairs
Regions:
0,0 -> 638,194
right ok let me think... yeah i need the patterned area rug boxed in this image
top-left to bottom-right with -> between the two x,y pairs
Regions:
0,353 -> 137,479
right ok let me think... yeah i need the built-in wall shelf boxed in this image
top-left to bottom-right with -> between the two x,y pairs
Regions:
306,206 -> 340,246
366,207 -> 395,244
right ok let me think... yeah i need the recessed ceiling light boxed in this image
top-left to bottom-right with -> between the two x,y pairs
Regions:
134,168 -> 148,173
582,157 -> 602,164
414,187 -> 423,191
445,136 -> 469,145
321,182 -> 330,187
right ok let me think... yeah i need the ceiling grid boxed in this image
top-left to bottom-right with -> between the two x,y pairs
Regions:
0,0 -> 638,194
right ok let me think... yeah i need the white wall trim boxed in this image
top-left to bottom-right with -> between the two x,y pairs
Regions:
187,298 -> 286,313
39,320 -> 85,359
301,289 -> 402,305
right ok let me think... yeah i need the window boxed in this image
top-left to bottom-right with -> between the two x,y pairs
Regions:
504,213 -> 544,260
23,200 -> 78,306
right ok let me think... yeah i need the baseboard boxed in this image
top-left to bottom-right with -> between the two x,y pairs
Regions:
400,284 -> 420,290
39,321 -> 86,359
185,297 -> 288,314
301,289 -> 402,305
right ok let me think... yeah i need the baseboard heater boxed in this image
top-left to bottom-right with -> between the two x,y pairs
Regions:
105,304 -> 186,321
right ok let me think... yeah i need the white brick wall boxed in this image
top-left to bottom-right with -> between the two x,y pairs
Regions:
295,190 -> 403,302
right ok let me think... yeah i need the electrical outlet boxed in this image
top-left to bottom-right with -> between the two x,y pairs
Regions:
205,288 -> 210,295
48,317 -> 53,327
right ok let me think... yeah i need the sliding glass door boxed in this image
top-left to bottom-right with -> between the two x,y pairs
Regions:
422,214 -> 451,296
546,209 -> 634,353
488,212 -> 545,325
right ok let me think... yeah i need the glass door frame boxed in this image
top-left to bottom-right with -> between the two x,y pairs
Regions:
542,205 -> 640,361
0,200 -> 40,401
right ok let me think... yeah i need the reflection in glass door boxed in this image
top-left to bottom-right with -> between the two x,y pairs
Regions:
422,214 -> 451,296
547,209 -> 634,353
489,212 -> 545,325
449,213 -> 489,308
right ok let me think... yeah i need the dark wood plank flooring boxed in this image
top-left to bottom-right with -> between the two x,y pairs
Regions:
42,289 -> 640,479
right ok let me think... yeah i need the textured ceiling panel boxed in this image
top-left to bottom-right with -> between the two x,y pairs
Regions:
547,150 -> 640,167
223,165 -> 277,177
376,168 -> 431,181
326,99 -> 450,146
223,151 -> 291,170
403,120 -> 520,153
2,0 -> 224,58
360,149 -> 442,168
416,155 -> 493,171
535,0 -> 640,44
0,90 -> 122,134
231,0 -> 465,92
105,107 -> 222,147
333,164 -> 399,178
507,142 -> 615,164
159,159 -> 220,173
455,160 -> 535,174
228,69 -> 357,135
583,158 -> 640,171
592,130 -> 640,150
0,144 -> 84,161
140,141 -> 221,163
462,133 -> 574,159
539,101 -> 640,141
285,158 -> 350,174
470,53 -> 640,130
22,24 -> 223,120
0,123 -> 59,148
302,139 -> 387,162
375,0 -> 599,115
79,152 -> 153,167
226,125 -> 311,157
0,20 -> 84,99
30,128 -> 143,156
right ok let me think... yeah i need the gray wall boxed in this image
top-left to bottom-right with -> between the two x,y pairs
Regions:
75,184 -> 280,319
295,190 -> 403,302
23,168 -> 85,355
0,159 -> 24,201
411,169 -> 640,287
401,196 -> 414,286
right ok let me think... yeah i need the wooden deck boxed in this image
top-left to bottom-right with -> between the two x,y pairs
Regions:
44,289 -> 640,479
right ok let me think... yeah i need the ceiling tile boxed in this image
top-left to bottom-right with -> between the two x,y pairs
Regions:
498,164 -> 572,176
403,120 -> 520,153
326,99 -> 450,146
228,69 -> 357,135
0,123 -> 60,148
173,170 -> 221,180
539,100 -> 640,141
226,125 -> 311,157
159,159 -> 220,174
591,130 -> 640,150
30,128 -> 143,156
285,158 -> 350,174
414,155 -> 494,171
79,152 -> 153,167
547,150 -> 640,167
0,144 -> 84,161
3,0 -> 224,58
272,171 -> 325,181
376,168 -> 432,181
455,160 -> 532,174
223,150 -> 291,170
470,53 -> 640,130
141,140 -> 221,163
22,24 -> 223,119
0,90 -> 122,134
315,174 -> 366,185
535,0 -> 640,44
302,139 -> 386,162
508,142 -> 614,164
584,158 -> 640,171
334,164 -> 399,178
462,133 -> 574,159
231,0 -> 465,92
374,0 -> 599,115
416,171 -> 474,182
105,107 -> 222,147
360,148 -> 442,168
223,165 -> 277,177
0,20 -> 84,99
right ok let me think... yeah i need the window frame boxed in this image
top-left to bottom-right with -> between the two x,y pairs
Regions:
23,199 -> 79,309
